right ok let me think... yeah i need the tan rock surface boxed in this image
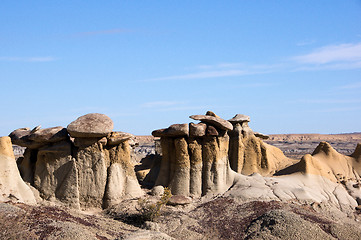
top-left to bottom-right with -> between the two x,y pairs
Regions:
0,136 -> 36,204
34,140 -> 79,208
28,126 -> 68,143
67,113 -> 113,138
189,114 -> 233,130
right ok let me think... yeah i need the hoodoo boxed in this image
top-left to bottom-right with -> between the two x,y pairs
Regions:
9,113 -> 143,209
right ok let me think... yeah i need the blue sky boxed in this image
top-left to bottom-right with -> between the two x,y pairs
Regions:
1,1 -> 361,136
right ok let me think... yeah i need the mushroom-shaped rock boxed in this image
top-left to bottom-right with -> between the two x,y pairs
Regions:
67,113 -> 113,138
28,126 -> 68,143
152,124 -> 189,137
228,114 -> 250,123
189,115 -> 233,131
107,132 -> 134,146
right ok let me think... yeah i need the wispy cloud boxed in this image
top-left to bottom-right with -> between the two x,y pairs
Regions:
310,106 -> 361,113
296,39 -> 316,46
292,42 -> 361,64
0,56 -> 56,62
298,98 -> 361,104
340,82 -> 361,89
143,63 -> 283,82
73,28 -> 131,37
142,42 -> 361,82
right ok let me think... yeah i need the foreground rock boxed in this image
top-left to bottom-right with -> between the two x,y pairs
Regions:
0,136 -> 36,204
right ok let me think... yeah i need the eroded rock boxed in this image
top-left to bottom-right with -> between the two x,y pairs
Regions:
67,113 -> 113,138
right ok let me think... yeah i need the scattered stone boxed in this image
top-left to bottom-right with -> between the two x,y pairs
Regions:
189,114 -> 233,131
167,195 -> 192,206
144,221 -> 160,231
151,186 -> 165,196
67,113 -> 113,138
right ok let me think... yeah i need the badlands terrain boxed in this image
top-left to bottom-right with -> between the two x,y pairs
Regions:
1,112 -> 361,239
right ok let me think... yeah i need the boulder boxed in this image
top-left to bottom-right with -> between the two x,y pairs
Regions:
189,115 -> 233,131
0,136 -> 36,204
205,111 -> 220,118
152,124 -> 189,137
107,131 -> 133,146
9,128 -> 44,149
28,126 -> 68,143
167,195 -> 192,206
189,123 -> 206,137
228,114 -> 250,123
206,125 -> 219,136
67,113 -> 113,138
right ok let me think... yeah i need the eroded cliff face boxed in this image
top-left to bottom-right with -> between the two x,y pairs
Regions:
228,117 -> 295,176
9,113 -> 143,209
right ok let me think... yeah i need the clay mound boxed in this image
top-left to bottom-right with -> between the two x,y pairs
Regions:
276,142 -> 361,183
0,137 -> 36,204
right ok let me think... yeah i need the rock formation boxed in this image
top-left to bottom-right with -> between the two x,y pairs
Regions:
276,142 -> 361,183
9,113 -> 143,209
0,136 -> 36,204
152,112 -> 238,197
228,114 -> 295,176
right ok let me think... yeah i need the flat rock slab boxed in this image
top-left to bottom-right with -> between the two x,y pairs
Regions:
28,126 -> 68,143
189,115 -> 233,131
228,114 -> 250,123
9,128 -> 44,149
67,113 -> 113,138
107,132 -> 133,145
152,124 -> 189,137
254,132 -> 269,140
